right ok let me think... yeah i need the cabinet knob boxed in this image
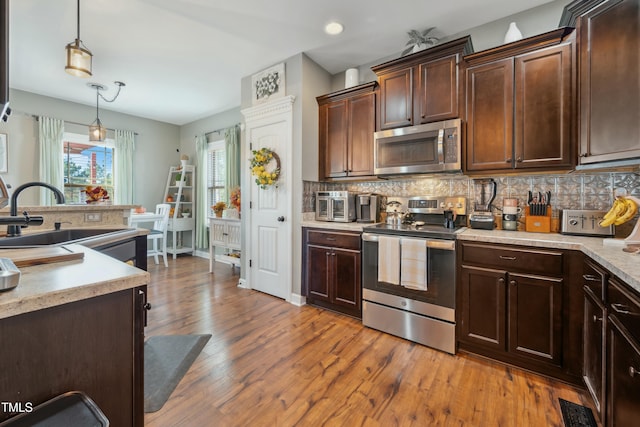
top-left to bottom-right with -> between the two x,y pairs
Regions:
498,278 -> 505,285
277,216 -> 285,222
506,158 -> 512,163
580,153 -> 588,158
509,280 -> 517,287
592,315 -> 602,323
516,157 -> 523,163
630,366 -> 639,378
143,302 -> 152,311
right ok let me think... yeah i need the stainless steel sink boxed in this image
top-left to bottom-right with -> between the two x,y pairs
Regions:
0,228 -> 139,248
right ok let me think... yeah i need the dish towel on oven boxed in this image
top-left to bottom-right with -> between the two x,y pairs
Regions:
400,238 -> 428,290
378,235 -> 400,285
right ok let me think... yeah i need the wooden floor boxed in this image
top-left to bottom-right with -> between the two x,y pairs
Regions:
144,256 -> 595,427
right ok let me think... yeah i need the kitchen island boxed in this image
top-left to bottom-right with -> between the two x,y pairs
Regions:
0,244 -> 150,426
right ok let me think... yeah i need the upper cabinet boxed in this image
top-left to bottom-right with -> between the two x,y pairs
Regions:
577,0 -> 640,166
464,28 -> 576,173
317,82 -> 377,180
372,36 -> 473,130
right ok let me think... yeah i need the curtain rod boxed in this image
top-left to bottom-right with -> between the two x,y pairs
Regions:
32,114 -> 139,136
201,122 -> 241,138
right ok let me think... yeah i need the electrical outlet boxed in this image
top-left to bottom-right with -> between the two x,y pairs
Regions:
85,213 -> 102,222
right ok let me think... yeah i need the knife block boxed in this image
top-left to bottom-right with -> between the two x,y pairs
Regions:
525,206 -> 551,233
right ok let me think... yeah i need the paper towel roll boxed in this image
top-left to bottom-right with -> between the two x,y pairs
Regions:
345,68 -> 359,88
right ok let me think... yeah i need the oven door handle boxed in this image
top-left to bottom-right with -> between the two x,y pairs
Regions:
362,233 -> 455,251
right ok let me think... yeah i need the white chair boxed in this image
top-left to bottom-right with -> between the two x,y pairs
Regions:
147,203 -> 170,267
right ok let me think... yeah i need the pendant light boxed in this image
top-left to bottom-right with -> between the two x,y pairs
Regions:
88,81 -> 125,141
65,0 -> 92,78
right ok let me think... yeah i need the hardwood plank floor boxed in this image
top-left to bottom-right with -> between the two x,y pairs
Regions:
144,256 -> 596,427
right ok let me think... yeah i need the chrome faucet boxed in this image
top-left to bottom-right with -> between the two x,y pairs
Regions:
6,182 -> 65,237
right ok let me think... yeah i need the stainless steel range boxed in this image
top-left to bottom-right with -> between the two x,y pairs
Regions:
361,196 -> 466,354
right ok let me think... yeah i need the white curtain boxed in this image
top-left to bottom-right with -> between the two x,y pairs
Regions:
114,130 -> 135,204
38,116 -> 65,205
195,133 -> 209,249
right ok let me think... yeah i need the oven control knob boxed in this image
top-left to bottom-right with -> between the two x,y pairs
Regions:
569,219 -> 578,226
440,202 -> 446,208
447,202 -> 453,208
457,203 -> 463,208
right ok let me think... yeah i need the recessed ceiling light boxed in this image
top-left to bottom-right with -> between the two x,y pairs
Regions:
325,21 -> 344,35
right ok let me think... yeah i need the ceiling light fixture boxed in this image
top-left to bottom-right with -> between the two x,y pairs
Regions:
65,0 -> 92,78
324,21 -> 344,35
88,81 -> 125,141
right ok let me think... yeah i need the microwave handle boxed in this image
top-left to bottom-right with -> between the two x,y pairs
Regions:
437,129 -> 445,164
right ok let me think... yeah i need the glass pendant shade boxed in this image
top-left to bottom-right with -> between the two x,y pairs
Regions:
89,119 -> 106,141
65,39 -> 92,77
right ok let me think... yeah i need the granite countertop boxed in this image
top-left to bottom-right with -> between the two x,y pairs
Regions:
0,244 -> 150,320
459,229 -> 640,294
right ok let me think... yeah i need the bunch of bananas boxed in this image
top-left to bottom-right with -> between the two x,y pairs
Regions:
600,197 -> 638,227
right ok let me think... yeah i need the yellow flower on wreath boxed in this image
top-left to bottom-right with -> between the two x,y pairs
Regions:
250,147 -> 280,189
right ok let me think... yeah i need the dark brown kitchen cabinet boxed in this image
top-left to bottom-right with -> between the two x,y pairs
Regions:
606,277 -> 640,427
303,228 -> 361,318
464,28 -> 575,173
317,82 -> 377,180
372,36 -> 473,130
582,259 -> 608,421
0,286 -> 147,426
577,0 -> 640,166
458,241 -> 583,384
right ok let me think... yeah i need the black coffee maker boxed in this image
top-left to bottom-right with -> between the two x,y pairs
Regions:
356,194 -> 385,223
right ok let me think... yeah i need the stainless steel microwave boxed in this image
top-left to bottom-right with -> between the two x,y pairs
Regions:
374,119 -> 462,176
315,191 -> 356,222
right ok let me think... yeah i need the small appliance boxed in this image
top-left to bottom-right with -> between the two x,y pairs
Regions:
356,193 -> 386,223
560,209 -> 615,237
315,191 -> 356,222
469,179 -> 496,230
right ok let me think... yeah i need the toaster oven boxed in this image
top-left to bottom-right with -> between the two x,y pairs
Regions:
315,191 -> 356,222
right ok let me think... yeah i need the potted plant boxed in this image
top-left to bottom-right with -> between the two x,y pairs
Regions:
402,27 -> 439,56
212,201 -> 227,218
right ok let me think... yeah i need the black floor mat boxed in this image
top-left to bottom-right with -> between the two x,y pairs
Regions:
559,398 -> 598,427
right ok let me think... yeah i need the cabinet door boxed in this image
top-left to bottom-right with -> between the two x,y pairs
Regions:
459,265 -> 507,351
607,318 -> 640,427
465,58 -> 514,171
226,222 -> 241,250
322,101 -> 348,178
331,248 -> 361,316
579,0 -> 640,164
378,68 -> 413,129
508,273 -> 563,366
347,92 -> 376,177
416,55 -> 459,124
583,291 -> 605,417
514,43 -> 573,169
210,220 -> 227,245
306,244 -> 331,302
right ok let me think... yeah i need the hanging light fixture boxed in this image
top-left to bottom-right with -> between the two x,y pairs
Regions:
88,81 -> 125,141
65,0 -> 92,78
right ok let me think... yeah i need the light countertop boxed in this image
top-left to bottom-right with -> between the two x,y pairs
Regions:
0,243 -> 150,320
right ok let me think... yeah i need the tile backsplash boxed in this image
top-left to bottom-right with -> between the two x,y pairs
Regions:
303,171 -> 640,214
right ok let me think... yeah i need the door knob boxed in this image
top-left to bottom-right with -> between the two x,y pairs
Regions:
277,216 -> 285,222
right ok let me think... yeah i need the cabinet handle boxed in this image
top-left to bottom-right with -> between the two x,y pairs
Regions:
509,280 -> 517,287
516,157 -> 523,163
611,303 -> 635,315
593,315 -> 602,323
498,278 -> 505,285
506,158 -> 512,163
583,274 -> 600,282
630,366 -> 639,378
332,253 -> 336,256
325,237 -> 336,241
499,255 -> 517,261
326,252 -> 330,257
580,153 -> 588,158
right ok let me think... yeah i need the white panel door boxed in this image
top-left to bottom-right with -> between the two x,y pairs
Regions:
247,119 -> 291,300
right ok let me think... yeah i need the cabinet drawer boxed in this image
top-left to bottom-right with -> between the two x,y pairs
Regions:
460,242 -> 563,276
306,229 -> 361,250
583,259 -> 607,303
608,277 -> 640,344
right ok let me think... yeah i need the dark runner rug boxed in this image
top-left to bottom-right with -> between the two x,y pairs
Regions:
144,334 -> 211,413
559,398 -> 598,427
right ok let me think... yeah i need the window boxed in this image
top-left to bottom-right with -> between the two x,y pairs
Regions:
207,139 -> 226,215
62,133 -> 114,204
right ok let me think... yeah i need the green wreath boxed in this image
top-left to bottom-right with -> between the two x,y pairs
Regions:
250,147 -> 280,189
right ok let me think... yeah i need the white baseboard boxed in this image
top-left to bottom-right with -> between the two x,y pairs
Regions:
237,278 -> 250,289
288,293 -> 306,306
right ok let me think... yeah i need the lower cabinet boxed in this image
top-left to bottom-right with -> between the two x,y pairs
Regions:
303,228 -> 362,318
457,241 -> 582,384
606,277 -> 640,427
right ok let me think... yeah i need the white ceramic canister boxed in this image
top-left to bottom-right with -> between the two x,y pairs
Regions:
504,22 -> 523,44
345,68 -> 359,88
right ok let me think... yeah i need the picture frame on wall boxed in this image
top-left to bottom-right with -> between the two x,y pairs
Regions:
251,63 -> 285,105
0,133 -> 7,173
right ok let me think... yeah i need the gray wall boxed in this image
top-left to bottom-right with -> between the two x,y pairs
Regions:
0,89 -> 179,208
178,107 -> 241,162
